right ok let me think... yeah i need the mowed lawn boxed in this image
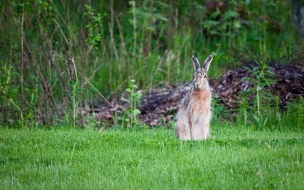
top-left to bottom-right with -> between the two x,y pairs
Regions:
0,127 -> 303,190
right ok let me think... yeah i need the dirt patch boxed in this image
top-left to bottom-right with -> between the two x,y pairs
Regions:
91,63 -> 304,127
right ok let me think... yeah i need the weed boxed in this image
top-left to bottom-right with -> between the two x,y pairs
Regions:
282,97 -> 304,130
236,91 -> 251,126
212,94 -> 229,125
84,112 -> 101,131
121,79 -> 142,128
0,65 -> 24,126
243,61 -> 276,128
71,81 -> 80,129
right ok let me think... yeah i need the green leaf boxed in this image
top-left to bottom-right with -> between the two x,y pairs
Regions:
131,109 -> 141,116
121,98 -> 130,103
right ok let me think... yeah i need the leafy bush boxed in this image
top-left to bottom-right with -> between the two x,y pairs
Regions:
0,0 -> 301,128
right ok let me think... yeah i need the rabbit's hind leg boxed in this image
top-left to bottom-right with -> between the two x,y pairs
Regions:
191,122 -> 205,140
202,123 -> 210,140
175,121 -> 191,140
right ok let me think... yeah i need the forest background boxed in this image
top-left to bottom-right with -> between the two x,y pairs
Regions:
0,0 -> 303,129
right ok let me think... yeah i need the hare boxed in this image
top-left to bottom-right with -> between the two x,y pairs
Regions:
175,54 -> 213,140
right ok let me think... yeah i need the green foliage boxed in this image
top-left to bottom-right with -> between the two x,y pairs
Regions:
212,94 -> 229,125
71,81 -> 80,129
238,61 -> 276,128
84,4 -> 105,49
84,112 -> 101,131
281,97 -> 304,130
1,127 -> 304,189
228,60 -> 304,131
0,64 -> 23,126
38,0 -> 56,27
0,0 -> 301,128
121,79 -> 142,128
236,91 -> 250,125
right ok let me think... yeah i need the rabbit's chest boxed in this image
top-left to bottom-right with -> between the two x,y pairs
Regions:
190,102 -> 211,114
189,94 -> 211,123
190,91 -> 211,110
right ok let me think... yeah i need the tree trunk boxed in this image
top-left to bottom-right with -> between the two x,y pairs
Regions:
292,0 -> 304,38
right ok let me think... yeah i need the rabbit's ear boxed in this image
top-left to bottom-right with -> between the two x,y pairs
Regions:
203,54 -> 213,72
192,55 -> 200,71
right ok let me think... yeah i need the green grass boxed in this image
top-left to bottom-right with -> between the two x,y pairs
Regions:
1,127 -> 303,189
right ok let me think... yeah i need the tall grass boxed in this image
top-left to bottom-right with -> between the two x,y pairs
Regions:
0,0 -> 301,128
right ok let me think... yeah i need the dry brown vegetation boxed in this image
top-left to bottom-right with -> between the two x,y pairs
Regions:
89,61 -> 304,127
